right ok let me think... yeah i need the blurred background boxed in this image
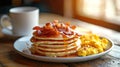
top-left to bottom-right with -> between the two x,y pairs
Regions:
0,0 -> 120,31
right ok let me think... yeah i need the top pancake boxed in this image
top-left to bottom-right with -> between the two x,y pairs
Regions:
31,21 -> 79,41
32,32 -> 77,40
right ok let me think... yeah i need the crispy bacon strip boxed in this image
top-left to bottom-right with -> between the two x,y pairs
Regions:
33,20 -> 77,37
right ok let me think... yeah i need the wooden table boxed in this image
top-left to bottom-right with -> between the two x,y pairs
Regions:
0,13 -> 120,67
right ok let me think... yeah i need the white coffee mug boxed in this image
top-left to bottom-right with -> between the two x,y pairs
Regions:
0,7 -> 39,36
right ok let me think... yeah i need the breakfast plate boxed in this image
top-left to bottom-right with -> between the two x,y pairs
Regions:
13,36 -> 113,63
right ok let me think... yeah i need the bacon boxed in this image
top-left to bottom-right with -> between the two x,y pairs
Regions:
32,20 -> 78,38
33,26 -> 41,30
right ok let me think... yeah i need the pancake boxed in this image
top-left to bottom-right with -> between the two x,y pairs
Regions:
33,31 -> 76,40
31,36 -> 79,45
31,38 -> 80,52
30,39 -> 80,57
30,20 -> 81,57
36,49 -> 77,57
33,42 -> 77,48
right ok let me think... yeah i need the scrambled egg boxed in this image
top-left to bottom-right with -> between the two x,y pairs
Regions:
77,34 -> 108,56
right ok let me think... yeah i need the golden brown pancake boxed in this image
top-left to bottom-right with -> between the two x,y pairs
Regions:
30,20 -> 81,57
30,39 -> 81,57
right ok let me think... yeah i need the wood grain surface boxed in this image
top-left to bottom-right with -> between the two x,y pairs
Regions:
0,13 -> 120,67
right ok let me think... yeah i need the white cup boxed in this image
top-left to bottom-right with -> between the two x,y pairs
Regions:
0,7 -> 39,36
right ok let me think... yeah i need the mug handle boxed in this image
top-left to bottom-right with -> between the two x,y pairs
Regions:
0,15 -> 12,31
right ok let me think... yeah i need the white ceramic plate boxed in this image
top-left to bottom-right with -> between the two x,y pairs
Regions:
13,36 -> 113,63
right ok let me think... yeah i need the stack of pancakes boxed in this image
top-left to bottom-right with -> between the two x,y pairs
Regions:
30,21 -> 81,57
